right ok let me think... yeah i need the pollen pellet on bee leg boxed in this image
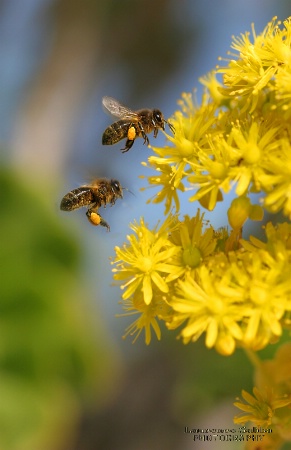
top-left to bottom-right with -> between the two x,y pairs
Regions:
86,210 -> 101,226
127,126 -> 136,141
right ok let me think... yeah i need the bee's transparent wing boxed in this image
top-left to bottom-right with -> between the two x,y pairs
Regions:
102,96 -> 139,120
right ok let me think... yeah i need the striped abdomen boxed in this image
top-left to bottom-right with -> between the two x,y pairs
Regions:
60,187 -> 94,211
102,119 -> 138,145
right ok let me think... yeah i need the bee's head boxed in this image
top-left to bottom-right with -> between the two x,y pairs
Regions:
110,179 -> 123,198
152,109 -> 165,129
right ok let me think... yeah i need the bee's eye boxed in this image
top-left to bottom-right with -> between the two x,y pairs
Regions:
112,180 -> 120,191
153,110 -> 163,124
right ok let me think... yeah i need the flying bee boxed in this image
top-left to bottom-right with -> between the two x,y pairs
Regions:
60,178 -> 123,231
102,96 -> 175,153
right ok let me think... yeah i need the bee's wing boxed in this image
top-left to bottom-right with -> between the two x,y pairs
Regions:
102,96 -> 139,120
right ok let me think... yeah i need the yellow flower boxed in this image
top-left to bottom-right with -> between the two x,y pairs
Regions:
112,215 -> 180,305
264,222 -> 291,253
234,387 -> 291,427
261,138 -> 291,219
140,161 -> 185,215
186,131 -> 232,210
166,211 -> 217,282
230,251 -> 290,350
228,120 -> 282,196
275,67 -> 291,118
169,265 -> 245,355
199,71 -> 227,106
118,290 -> 173,345
217,17 -> 284,112
142,92 -> 219,211
241,222 -> 291,257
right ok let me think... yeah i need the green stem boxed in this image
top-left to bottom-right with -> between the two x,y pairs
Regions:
243,347 -> 262,369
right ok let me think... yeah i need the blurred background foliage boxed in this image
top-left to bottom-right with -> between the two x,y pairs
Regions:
0,168 -> 119,450
0,0 -> 290,449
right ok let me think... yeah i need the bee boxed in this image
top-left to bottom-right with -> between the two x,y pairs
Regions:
102,96 -> 175,153
60,178 -> 123,231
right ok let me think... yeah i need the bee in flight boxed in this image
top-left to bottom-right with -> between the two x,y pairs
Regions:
60,178 -> 123,231
102,96 -> 175,153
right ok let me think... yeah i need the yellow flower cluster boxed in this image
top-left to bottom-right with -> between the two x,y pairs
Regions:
111,17 -> 291,446
141,17 -> 291,218
112,217 -> 291,355
112,211 -> 217,344
112,17 -> 291,356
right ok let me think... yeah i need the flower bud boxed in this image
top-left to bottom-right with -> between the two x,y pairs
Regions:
228,196 -> 251,229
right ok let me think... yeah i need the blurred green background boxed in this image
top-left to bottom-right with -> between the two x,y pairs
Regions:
0,1 -> 290,449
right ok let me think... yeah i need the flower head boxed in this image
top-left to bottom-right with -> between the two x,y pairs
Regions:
168,265 -> 245,355
140,161 -> 185,215
261,138 -> 291,219
118,290 -> 173,345
141,92 -> 219,212
234,387 -> 291,426
217,17 -> 286,112
231,251 -> 289,350
166,211 -> 217,282
112,215 -> 180,305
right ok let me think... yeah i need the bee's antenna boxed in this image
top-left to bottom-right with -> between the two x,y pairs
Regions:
122,187 -> 135,197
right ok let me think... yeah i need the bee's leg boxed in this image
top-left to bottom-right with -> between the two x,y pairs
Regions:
121,125 -> 136,152
141,131 -> 150,146
86,209 -> 110,231
136,121 -> 149,146
98,215 -> 110,231
153,127 -> 159,138
121,138 -> 134,153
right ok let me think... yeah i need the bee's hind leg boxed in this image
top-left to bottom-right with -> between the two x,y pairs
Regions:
121,138 -> 134,153
86,209 -> 110,231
